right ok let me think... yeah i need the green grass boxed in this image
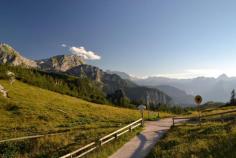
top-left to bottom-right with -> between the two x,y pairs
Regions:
0,80 -> 142,138
0,79 -> 171,157
181,105 -> 236,119
0,80 -> 142,157
147,106 -> 236,158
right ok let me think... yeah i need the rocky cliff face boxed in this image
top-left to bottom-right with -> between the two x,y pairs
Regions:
125,87 -> 172,105
67,64 -> 103,82
37,54 -> 84,72
67,64 -> 172,105
0,43 -> 38,68
107,70 -> 194,106
0,43 -> 84,72
67,65 -> 136,93
155,85 -> 194,106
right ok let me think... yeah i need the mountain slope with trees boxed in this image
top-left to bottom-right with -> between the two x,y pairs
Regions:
67,65 -> 172,106
0,43 -> 172,107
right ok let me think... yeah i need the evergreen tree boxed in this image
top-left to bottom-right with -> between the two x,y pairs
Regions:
0,65 -> 106,104
230,89 -> 236,105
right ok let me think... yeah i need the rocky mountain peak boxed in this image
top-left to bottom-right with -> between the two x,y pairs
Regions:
0,43 -> 84,71
38,54 -> 84,72
0,43 -> 38,68
217,74 -> 228,80
67,64 -> 103,82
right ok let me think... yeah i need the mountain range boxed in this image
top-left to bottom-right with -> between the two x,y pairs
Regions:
0,43 -> 172,106
108,70 -> 235,103
5,43 -> 232,106
136,75 -> 236,103
5,43 -> 233,106
107,70 -> 195,106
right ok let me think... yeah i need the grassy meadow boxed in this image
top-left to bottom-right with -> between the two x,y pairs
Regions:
0,79 -> 170,157
147,106 -> 236,158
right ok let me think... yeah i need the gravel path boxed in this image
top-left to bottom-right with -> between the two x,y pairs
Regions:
109,118 -> 186,158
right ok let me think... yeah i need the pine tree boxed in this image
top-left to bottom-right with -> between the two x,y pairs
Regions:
230,89 -> 236,105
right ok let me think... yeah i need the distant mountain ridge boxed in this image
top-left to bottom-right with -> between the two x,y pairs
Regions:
134,75 -> 236,103
107,70 -> 195,106
106,70 -> 137,80
106,70 -> 236,103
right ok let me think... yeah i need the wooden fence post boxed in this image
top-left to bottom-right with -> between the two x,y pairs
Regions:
172,117 -> 175,126
141,111 -> 144,127
115,133 -> 118,139
129,126 -> 132,132
97,139 -> 102,147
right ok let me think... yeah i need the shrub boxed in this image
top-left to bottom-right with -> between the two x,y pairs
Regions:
4,102 -> 21,115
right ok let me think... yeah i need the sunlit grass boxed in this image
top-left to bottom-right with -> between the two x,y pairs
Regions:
0,80 -> 141,139
0,80 -> 171,157
147,107 -> 236,158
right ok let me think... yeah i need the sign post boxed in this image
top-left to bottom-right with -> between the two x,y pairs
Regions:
146,95 -> 150,120
138,105 -> 146,127
195,95 -> 202,125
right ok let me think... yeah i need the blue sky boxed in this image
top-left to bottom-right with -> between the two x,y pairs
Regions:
1,0 -> 236,78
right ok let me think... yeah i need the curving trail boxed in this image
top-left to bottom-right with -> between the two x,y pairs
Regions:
109,118 -> 187,158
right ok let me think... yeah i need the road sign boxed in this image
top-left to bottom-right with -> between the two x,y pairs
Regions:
195,95 -> 202,105
138,104 -> 146,111
195,95 -> 202,126
138,105 -> 146,127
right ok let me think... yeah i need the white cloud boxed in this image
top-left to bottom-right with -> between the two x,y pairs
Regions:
61,44 -> 67,47
69,46 -> 101,60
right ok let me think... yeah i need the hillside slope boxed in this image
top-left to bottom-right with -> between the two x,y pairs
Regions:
155,85 -> 194,106
147,105 -> 236,158
106,70 -> 192,106
0,80 -> 141,138
67,65 -> 172,105
0,65 -> 106,104
0,79 -> 141,157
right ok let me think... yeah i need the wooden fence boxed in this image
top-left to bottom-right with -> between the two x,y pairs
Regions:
172,109 -> 236,126
60,118 -> 143,158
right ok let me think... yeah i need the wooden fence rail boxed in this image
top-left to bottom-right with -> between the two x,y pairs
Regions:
0,131 -> 69,143
60,118 -> 143,158
201,109 -> 236,118
172,109 -> 236,126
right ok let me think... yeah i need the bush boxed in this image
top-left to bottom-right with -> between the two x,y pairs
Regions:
4,102 -> 21,115
150,103 -> 193,114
